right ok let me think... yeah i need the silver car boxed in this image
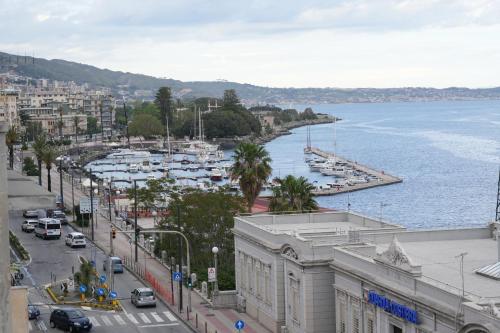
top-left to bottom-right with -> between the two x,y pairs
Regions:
131,288 -> 156,307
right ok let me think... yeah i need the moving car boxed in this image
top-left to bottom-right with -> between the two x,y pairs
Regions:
28,304 -> 40,320
22,210 -> 38,218
21,220 -> 38,232
103,256 -> 124,273
35,218 -> 61,240
49,309 -> 92,332
65,232 -> 86,248
53,211 -> 69,225
131,287 -> 156,307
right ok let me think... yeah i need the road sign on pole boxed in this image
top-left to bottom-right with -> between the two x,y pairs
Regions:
235,320 -> 245,331
173,271 -> 182,282
79,197 -> 99,213
208,267 -> 216,283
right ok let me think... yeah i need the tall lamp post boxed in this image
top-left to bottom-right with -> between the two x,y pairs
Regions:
212,246 -> 219,296
56,155 -> 68,210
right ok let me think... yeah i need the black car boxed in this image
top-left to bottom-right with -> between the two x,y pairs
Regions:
28,304 -> 40,320
50,309 -> 92,332
22,210 -> 38,218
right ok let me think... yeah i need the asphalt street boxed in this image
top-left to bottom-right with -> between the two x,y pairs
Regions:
10,211 -> 192,333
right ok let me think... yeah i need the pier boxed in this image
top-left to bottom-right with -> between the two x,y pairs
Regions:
309,147 -> 402,196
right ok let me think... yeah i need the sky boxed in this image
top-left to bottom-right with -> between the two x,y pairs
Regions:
2,0 -> 500,88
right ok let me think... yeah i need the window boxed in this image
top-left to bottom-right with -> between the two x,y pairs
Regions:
391,324 -> 403,333
288,273 -> 300,324
367,318 -> 375,333
337,291 -> 347,333
264,265 -> 271,305
247,257 -> 253,293
352,308 -> 360,333
240,253 -> 246,290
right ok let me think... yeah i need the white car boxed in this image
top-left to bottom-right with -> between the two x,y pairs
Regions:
22,220 -> 38,232
65,232 -> 86,248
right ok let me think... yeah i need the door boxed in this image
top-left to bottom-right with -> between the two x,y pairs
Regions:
61,312 -> 69,330
391,324 -> 403,333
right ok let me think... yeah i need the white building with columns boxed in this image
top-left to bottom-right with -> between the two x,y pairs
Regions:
233,211 -> 500,333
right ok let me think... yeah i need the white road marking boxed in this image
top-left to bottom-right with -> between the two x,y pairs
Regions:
163,311 -> 177,322
138,323 -> 179,328
138,313 -> 151,323
101,315 -> 113,326
89,316 -> 101,327
126,313 -> 139,325
113,314 -> 127,325
28,321 -> 33,331
150,312 -> 164,322
38,320 -> 47,331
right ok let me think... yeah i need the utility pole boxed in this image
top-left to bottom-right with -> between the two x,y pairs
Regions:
134,180 -> 138,262
90,168 -> 95,241
71,169 -> 75,227
123,100 -> 130,148
495,168 -> 500,222
100,101 -> 104,142
0,122 -> 11,332
177,204 -> 183,312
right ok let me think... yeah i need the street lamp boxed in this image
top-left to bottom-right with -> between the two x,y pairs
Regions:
212,246 -> 219,296
56,155 -> 69,210
108,177 -> 114,224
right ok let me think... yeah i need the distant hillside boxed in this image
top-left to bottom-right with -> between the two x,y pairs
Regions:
2,52 -> 500,104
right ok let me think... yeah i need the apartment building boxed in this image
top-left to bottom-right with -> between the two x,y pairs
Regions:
233,212 -> 500,333
0,89 -> 18,126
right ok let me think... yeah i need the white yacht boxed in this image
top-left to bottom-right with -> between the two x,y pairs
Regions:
141,160 -> 152,173
146,174 -> 156,181
210,168 -> 223,181
128,163 -> 139,173
320,166 -> 347,177
107,149 -> 151,160
347,176 -> 369,185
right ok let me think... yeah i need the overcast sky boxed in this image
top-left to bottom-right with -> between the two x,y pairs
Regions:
2,0 -> 500,88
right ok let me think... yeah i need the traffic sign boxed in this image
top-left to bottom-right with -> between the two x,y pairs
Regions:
109,291 -> 117,299
99,275 -> 106,283
97,288 -> 105,296
172,272 -> 182,282
235,320 -> 245,331
208,267 -> 216,283
79,285 -> 87,294
79,197 -> 99,213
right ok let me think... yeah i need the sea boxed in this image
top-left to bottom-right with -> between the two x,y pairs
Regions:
267,100 -> 500,229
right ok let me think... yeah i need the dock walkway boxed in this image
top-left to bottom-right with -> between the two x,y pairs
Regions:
309,147 -> 402,196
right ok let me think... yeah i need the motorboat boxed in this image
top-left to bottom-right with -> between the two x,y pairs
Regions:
309,159 -> 334,172
146,175 -> 156,181
320,166 -> 347,177
141,160 -> 152,173
107,149 -> 151,161
128,163 -> 139,173
210,168 -> 223,181
347,176 -> 369,185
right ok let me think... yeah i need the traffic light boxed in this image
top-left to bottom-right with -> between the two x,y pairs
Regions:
111,227 -> 116,239
135,227 -> 140,237
187,276 -> 192,288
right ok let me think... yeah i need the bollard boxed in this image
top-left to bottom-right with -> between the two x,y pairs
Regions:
205,322 -> 207,333
196,313 -> 198,328
186,307 -> 189,321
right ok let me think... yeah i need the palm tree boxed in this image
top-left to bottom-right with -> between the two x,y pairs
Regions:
155,87 -> 172,147
73,116 -> 80,144
42,145 -> 58,192
32,134 -> 47,186
230,142 -> 272,212
269,175 -> 318,213
5,126 -> 18,170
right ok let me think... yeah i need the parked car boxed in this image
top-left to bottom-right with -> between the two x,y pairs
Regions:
49,309 -> 92,332
131,287 -> 156,307
28,304 -> 40,320
53,211 -> 68,225
65,232 -> 86,248
22,220 -> 38,232
103,256 -> 124,273
22,210 -> 38,218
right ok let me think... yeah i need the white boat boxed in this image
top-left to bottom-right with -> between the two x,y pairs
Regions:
347,176 -> 369,185
320,166 -> 347,177
141,160 -> 152,173
107,149 -> 151,160
310,159 -> 334,172
128,163 -> 139,173
146,175 -> 156,181
210,168 -> 223,181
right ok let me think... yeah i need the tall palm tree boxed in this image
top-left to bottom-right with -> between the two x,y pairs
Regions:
269,175 -> 318,213
230,142 -> 272,212
155,87 -> 172,147
42,145 -> 58,192
32,134 -> 47,186
73,116 -> 80,144
5,126 -> 18,170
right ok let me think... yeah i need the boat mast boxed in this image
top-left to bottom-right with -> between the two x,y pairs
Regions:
333,117 -> 337,164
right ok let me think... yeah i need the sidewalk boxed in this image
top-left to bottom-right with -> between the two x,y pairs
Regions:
30,158 -> 271,333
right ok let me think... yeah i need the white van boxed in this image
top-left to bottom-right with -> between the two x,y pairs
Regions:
35,218 -> 61,240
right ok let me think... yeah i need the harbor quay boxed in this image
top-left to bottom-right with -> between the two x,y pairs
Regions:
308,147 -> 403,196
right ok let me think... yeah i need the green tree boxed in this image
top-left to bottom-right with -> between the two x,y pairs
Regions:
155,87 -> 172,131
126,177 -> 174,210
23,157 -> 39,176
128,113 -> 164,140
25,122 -> 44,142
230,143 -> 272,212
86,116 -> 100,134
41,145 -> 58,192
32,133 -> 47,186
269,175 -> 318,212
73,116 -> 80,143
19,110 -> 30,126
5,126 -> 18,170
223,89 -> 240,108
156,189 -> 245,290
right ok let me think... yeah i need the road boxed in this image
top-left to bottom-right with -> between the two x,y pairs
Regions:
10,211 -> 192,333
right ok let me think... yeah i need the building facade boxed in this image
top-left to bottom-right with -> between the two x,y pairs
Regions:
0,89 -> 18,126
233,212 -> 500,333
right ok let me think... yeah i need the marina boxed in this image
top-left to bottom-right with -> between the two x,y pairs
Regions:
307,147 -> 402,196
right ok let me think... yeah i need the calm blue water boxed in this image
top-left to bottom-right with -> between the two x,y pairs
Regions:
267,100 -> 500,229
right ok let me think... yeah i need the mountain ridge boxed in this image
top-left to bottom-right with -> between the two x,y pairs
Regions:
2,51 -> 500,104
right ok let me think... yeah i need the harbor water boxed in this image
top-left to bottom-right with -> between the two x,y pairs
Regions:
267,100 -> 500,229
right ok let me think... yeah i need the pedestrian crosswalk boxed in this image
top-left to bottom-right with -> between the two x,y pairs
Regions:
28,311 -> 179,331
